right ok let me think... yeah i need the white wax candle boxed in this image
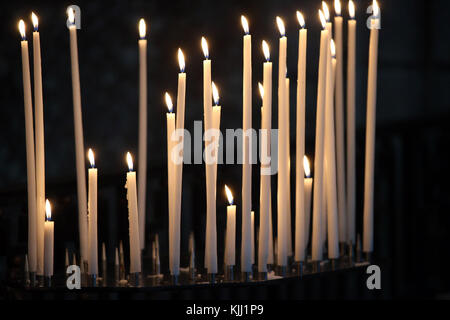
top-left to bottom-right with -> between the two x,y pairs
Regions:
347,1 -> 357,245
363,1 -> 380,253
31,13 -> 45,277
19,20 -> 37,273
334,3 -> 347,244
276,16 -> 288,267
324,42 -> 339,259
295,13 -> 307,262
311,11 -> 329,262
224,186 -> 236,266
258,42 -> 272,272
241,16 -> 253,273
304,156 -> 313,250
44,200 -> 54,277
88,149 -> 98,275
286,78 -> 292,259
138,19 -> 148,250
67,8 -> 88,264
125,153 -> 141,273
268,197 -> 274,265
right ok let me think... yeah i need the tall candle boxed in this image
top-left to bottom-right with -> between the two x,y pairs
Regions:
276,16 -> 288,268
31,13 -> 46,276
311,10 -> 329,262
268,198 -> 274,265
303,156 -> 313,249
241,16 -> 253,273
19,20 -> 37,274
347,0 -> 357,245
125,152 -> 141,273
363,0 -> 380,254
137,19 -> 148,250
334,0 -> 347,244
44,200 -> 54,277
224,186 -> 236,267
286,78 -> 292,258
295,12 -> 307,263
87,149 -> 98,275
67,8 -> 88,264
324,40 -> 339,259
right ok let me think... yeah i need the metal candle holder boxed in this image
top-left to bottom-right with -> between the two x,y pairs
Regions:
224,265 -> 234,282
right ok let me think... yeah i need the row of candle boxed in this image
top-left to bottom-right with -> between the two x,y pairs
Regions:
19,0 -> 380,278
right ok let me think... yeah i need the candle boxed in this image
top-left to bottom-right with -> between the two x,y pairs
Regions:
311,10 -> 329,262
19,20 -> 37,274
304,156 -> 313,250
137,18 -> 148,250
295,11 -> 307,263
44,199 -> 54,277
286,78 -> 292,259
334,0 -> 347,244
30,13 -> 46,277
67,8 -> 88,264
324,40 -> 340,259
276,16 -> 288,268
87,149 -> 98,275
224,185 -> 236,267
347,0 -> 357,245
268,198 -> 274,265
125,152 -> 141,273
165,93 -> 177,275
241,15 -> 253,274
363,0 -> 380,254
258,40 -> 272,272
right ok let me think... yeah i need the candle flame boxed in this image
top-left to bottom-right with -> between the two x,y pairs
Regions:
165,92 -> 173,112
139,18 -> 146,39
373,0 -> 379,18
211,82 -> 220,106
335,0 -> 342,16
349,0 -> 355,19
67,7 -> 75,25
225,185 -> 233,205
45,199 -> 52,220
330,39 -> 336,57
258,82 -> 264,100
322,2 -> 330,21
319,10 -> 326,30
296,11 -> 305,28
178,48 -> 185,73
262,40 -> 270,61
126,152 -> 133,171
201,37 -> 209,59
303,155 -> 311,177
276,16 -> 285,37
88,148 -> 95,167
18,20 -> 26,40
31,12 -> 38,31
241,15 -> 249,34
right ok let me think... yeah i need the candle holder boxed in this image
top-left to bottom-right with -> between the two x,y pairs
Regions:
293,261 -> 304,277
241,272 -> 251,282
312,261 -> 321,273
224,265 -> 234,282
29,272 -> 36,287
44,276 -> 52,287
37,275 -> 44,287
170,274 -> 179,285
89,274 -> 97,287
330,259 -> 339,271
129,272 -> 141,287
207,273 -> 216,284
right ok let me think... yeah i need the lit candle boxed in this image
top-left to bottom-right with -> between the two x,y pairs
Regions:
286,78 -> 292,259
44,199 -> 54,277
303,156 -> 313,252
30,13 -> 46,277
363,0 -> 380,254
137,18 -> 148,251
125,152 -> 141,273
276,16 -> 288,268
224,185 -> 236,267
87,149 -> 98,275
19,20 -> 37,274
165,93 -> 177,275
312,10 -> 329,262
347,0 -> 357,245
67,8 -> 88,265
241,15 -> 253,274
295,11 -> 307,263
334,0 -> 347,245
324,40 -> 339,259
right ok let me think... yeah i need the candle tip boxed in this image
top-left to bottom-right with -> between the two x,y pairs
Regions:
45,199 -> 52,221
241,15 -> 249,34
88,148 -> 95,168
258,82 -> 264,100
296,11 -> 305,28
262,40 -> 270,61
349,0 -> 355,19
211,82 -> 220,106
319,10 -> 327,30
126,152 -> 133,171
225,185 -> 233,205
201,37 -> 209,59
18,20 -> 26,40
330,39 -> 336,58
178,48 -> 185,73
303,155 -> 311,178
322,1 -> 330,21
165,92 -> 173,113
276,16 -> 285,37
372,0 -> 379,18
139,18 -> 146,39
31,12 -> 38,31
335,0 -> 342,16
67,7 -> 75,25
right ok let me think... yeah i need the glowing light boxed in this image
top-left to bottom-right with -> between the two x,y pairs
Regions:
126,152 -> 133,171
303,156 -> 311,177
88,148 -> 95,167
258,82 -> 264,100
373,0 -> 379,18
225,185 -> 233,205
335,0 -> 342,16
165,92 -> 173,113
45,199 -> 52,220
330,39 -> 336,57
67,7 -> 75,25
262,40 -> 270,61
319,10 -> 327,30
276,16 -> 285,37
18,20 -> 26,40
178,48 -> 185,72
296,11 -> 305,28
31,12 -> 38,31
139,19 -> 146,39
241,15 -> 249,34
212,82 -> 220,106
201,37 -> 209,59
322,2 -> 330,21
349,0 -> 355,19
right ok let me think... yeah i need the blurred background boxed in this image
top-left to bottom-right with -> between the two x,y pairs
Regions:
0,0 -> 449,298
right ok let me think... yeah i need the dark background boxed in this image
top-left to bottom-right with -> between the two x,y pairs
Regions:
0,0 -> 449,298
